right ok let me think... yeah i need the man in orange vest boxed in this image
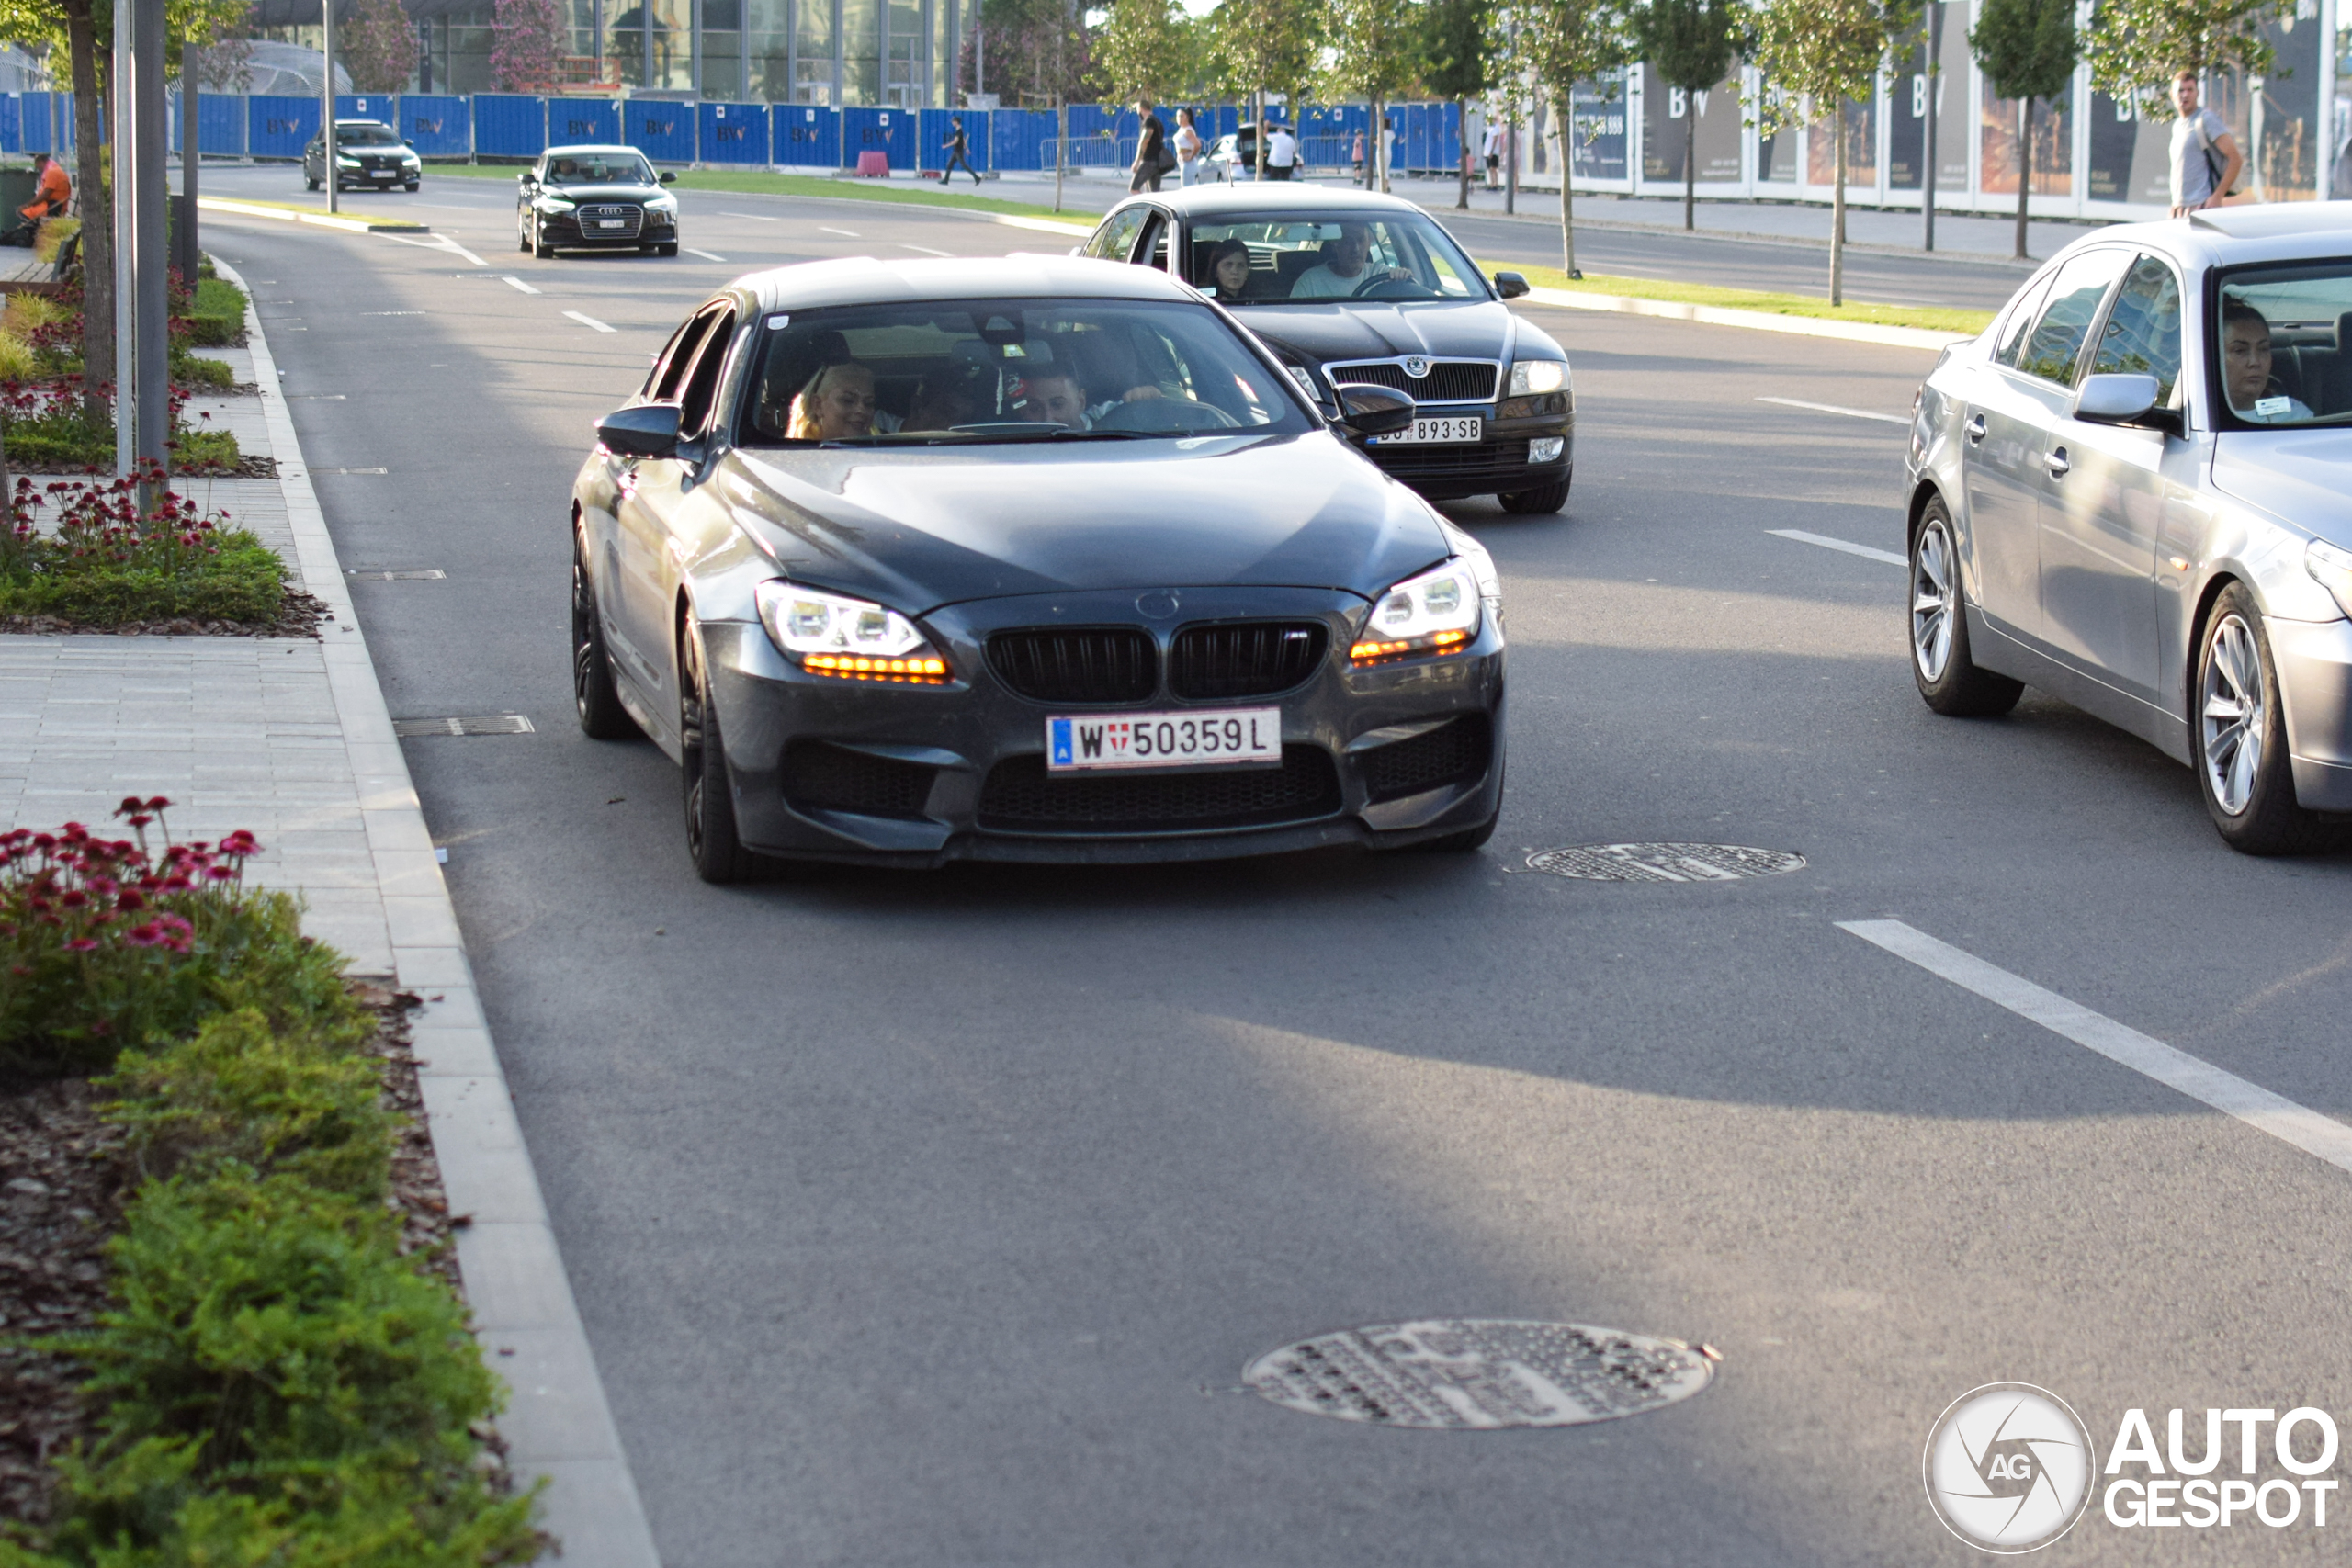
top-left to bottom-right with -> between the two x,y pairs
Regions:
21,153 -> 68,223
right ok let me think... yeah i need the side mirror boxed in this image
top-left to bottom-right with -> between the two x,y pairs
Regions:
1334,384 -> 1414,438
596,403 -> 683,458
1492,271 -> 1530,300
659,170 -> 677,185
2074,372 -> 2165,428
518,171 -> 535,186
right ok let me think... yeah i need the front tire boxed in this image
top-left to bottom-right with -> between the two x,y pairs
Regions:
1498,474 -> 1570,514
404,181 -> 419,192
657,242 -> 680,257
2195,582 -> 2332,854
1909,497 -> 2023,717
305,175 -> 320,191
531,219 -> 554,260
680,616 -> 757,884
572,533 -> 636,740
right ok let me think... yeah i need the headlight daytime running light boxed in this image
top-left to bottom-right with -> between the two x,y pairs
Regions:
334,155 -> 360,168
2306,538 -> 2352,620
538,196 -> 576,212
646,193 -> 678,210
1509,358 -> 1567,396
753,580 -> 948,682
1352,560 -> 1482,663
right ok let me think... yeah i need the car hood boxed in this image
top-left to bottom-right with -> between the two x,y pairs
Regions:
722,430 -> 1450,612
1227,299 -> 1540,368
539,182 -> 664,202
2211,430 -> 2352,547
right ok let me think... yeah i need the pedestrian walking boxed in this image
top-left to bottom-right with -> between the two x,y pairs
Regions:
2168,70 -> 2242,217
1130,101 -> 1170,193
1267,120 -> 1299,182
941,114 -> 981,186
1482,117 -> 1505,190
1352,130 -> 1366,182
1173,107 -> 1202,188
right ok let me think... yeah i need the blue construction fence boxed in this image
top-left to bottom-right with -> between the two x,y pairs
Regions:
0,90 -> 1464,175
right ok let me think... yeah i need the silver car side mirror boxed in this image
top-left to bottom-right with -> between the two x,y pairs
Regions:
2075,372 -> 2163,426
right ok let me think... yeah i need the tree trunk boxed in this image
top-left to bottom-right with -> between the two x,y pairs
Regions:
1556,94 -> 1576,276
2014,96 -> 2031,260
1829,107 -> 1847,308
1255,85 -> 1267,180
1683,109 -> 1695,230
63,0 -> 111,428
1456,97 -> 1470,209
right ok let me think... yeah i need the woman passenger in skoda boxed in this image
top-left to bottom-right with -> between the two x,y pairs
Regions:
2222,299 -> 2313,423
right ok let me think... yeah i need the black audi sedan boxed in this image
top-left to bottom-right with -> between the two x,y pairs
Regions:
1080,186 -> 1573,513
516,144 -> 681,257
302,119 -> 420,192
571,255 -> 1507,880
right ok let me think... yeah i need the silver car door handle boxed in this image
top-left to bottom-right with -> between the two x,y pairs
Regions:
2045,447 -> 2071,478
1964,413 -> 1986,444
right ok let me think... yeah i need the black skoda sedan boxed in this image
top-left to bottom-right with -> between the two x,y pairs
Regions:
571,255 -> 1507,880
516,144 -> 681,257
1080,186 -> 1573,513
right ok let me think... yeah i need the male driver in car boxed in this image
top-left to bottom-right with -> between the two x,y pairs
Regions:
1012,371 -> 1091,426
2222,299 -> 2313,423
1289,223 -> 1413,299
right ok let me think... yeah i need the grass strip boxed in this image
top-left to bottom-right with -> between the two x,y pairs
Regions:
432,160 -> 1094,224
1485,258 -> 1993,335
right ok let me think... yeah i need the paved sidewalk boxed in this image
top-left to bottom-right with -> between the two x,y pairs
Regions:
0,277 -> 656,1567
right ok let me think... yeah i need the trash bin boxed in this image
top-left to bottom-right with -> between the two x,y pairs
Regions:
0,167 -> 35,220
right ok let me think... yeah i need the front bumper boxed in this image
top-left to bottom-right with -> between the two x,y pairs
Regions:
1360,400 -> 1574,501
537,209 -> 677,247
2267,615 -> 2352,810
700,585 -> 1507,866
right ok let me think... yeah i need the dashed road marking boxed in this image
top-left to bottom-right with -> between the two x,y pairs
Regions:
503,275 -> 541,294
563,310 -> 616,333
722,210 -> 783,222
684,247 -> 727,262
820,225 -> 860,237
898,243 -> 953,256
1767,528 -> 1906,567
1756,395 -> 1909,424
1840,919 -> 2352,1179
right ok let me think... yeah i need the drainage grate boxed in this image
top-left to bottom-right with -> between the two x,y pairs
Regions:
392,715 -> 535,738
347,569 -> 445,581
1525,843 -> 1805,882
1245,1319 -> 1713,1429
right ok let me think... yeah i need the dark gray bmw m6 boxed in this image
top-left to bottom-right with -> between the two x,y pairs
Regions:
571,255 -> 1506,880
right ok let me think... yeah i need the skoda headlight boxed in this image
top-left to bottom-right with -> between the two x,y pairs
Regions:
2306,539 -> 2352,619
1352,559 -> 1482,663
754,581 -> 948,682
538,196 -> 576,212
1509,358 -> 1567,396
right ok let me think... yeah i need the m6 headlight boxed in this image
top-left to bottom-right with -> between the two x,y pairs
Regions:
1509,358 -> 1567,396
754,581 -> 948,682
1352,560 -> 1482,663
2306,539 -> 2352,619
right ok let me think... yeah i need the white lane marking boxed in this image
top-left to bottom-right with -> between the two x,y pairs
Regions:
820,225 -> 860,237
684,247 -> 728,262
502,275 -> 541,294
721,210 -> 782,222
1840,919 -> 2352,1178
563,310 -> 617,333
1767,528 -> 1907,567
361,310 -> 426,315
1756,395 -> 1909,425
898,243 -> 953,256
383,231 -> 488,266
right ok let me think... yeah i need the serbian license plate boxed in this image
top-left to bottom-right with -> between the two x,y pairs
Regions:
1046,707 -> 1281,772
1376,416 -> 1484,446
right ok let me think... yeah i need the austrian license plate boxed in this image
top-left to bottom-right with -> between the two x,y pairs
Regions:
1046,707 -> 1281,772
1375,416 -> 1484,446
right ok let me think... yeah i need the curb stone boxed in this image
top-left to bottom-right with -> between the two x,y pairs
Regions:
210,255 -> 662,1568
1515,284 -> 1973,352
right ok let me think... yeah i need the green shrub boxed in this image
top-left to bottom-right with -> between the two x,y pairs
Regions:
101,1010 -> 393,1201
185,278 -> 244,348
32,1170 -> 538,1568
167,352 -> 233,390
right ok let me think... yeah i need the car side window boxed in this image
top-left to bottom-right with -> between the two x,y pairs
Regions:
2087,254 -> 2185,405
647,310 -> 719,400
1993,276 -> 2054,369
676,310 -> 741,438
1136,213 -> 1170,271
2015,250 -> 2132,387
1087,207 -> 1148,262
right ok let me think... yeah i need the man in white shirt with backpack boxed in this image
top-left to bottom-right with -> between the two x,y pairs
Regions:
2169,70 -> 2244,217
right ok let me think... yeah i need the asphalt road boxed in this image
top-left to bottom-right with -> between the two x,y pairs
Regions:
197,161 -> 2034,312
198,182 -> 2352,1567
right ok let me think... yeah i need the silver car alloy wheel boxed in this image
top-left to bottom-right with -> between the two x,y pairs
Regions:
1911,517 -> 1956,682
2201,613 -> 2265,817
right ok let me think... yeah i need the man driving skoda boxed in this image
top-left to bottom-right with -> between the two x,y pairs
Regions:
1289,223 -> 1413,299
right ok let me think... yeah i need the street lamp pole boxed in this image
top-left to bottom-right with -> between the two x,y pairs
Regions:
322,0 -> 337,214
134,0 -> 166,477
1921,1 -> 1939,252
111,0 -> 132,477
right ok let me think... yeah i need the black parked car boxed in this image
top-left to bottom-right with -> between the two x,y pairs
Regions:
1081,186 -> 1573,513
517,144 -> 681,257
303,119 -> 419,192
571,254 -> 1507,879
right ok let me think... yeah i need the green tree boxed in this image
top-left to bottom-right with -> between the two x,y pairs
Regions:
340,0 -> 417,92
1972,0 -> 2076,259
1091,0 -> 1184,107
2083,0 -> 2287,114
1419,0 -> 1494,209
1632,0 -> 1745,230
1209,0 -> 1318,177
1748,0 -> 1921,304
489,0 -> 565,91
1323,0 -> 1420,191
1496,0 -> 1635,275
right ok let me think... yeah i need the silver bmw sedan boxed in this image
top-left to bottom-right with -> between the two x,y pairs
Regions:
1905,204 -> 2352,854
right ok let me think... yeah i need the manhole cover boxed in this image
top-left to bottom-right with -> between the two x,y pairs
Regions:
1243,1319 -> 1713,1428
1525,843 -> 1805,883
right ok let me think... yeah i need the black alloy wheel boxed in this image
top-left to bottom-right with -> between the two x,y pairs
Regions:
571,532 -> 636,740
404,181 -> 419,192
516,219 -> 531,254
1908,495 -> 2023,717
679,615 -> 757,884
1498,477 -> 1570,514
2194,581 -> 2333,854
532,217 -> 554,260
656,241 -> 680,257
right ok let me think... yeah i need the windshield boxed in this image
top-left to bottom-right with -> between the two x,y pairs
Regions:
546,152 -> 655,186
334,123 -> 401,146
739,299 -> 1316,446
1187,212 -> 1487,305
2215,262 -> 2352,428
